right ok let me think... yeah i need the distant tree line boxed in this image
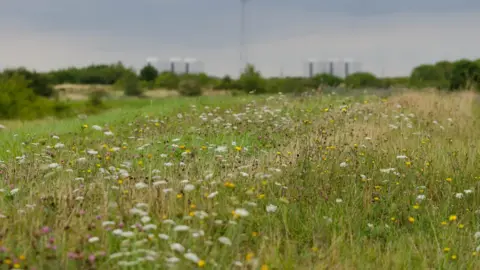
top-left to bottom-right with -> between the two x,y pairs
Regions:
1,58 -> 479,120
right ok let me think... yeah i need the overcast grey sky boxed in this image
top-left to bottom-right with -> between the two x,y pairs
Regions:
1,0 -> 480,77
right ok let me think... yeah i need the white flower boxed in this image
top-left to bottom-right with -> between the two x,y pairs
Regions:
184,252 -> 200,263
339,162 -> 348,168
92,125 -> 102,131
141,216 -> 151,223
104,131 -> 114,136
112,229 -> 123,235
135,182 -> 148,189
164,162 -> 173,167
102,221 -> 115,227
233,208 -> 249,217
335,198 -> 343,203
10,188 -> 19,195
173,225 -> 190,232
162,219 -> 176,225
396,155 -> 407,159
54,143 -> 65,149
143,224 -> 157,231
88,237 -> 100,243
465,189 -> 474,194
184,184 -> 195,192
240,172 -> 249,177
215,146 -> 228,153
266,204 -> 278,213
158,234 -> 169,240
455,193 -> 464,199
170,243 -> 185,253
218,236 -> 232,246
87,150 -> 98,155
416,195 -> 426,201
207,191 -> 218,199
48,163 -> 60,169
166,257 -> 180,263
121,231 -> 134,238
380,168 -> 396,173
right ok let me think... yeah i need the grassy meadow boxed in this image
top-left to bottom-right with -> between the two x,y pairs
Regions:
1,90 -> 480,269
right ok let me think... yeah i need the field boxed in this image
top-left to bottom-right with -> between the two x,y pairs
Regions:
1,90 -> 480,269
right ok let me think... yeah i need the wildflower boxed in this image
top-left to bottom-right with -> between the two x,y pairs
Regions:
246,252 -> 255,261
444,247 -> 450,253
88,237 -> 100,243
413,204 -> 420,210
218,236 -> 232,246
474,232 -> 480,239
451,254 -> 457,260
446,177 -> 452,183
339,162 -> 348,168
261,265 -> 269,270
173,225 -> 190,232
158,234 -> 169,240
233,208 -> 249,217
408,217 -> 415,223
455,193 -> 464,199
449,215 -> 457,222
416,194 -> 426,201
207,191 -> 218,199
184,252 -> 200,263
266,204 -> 278,213
335,198 -> 343,203
165,257 -> 180,264
170,243 -> 185,253
235,146 -> 242,151
184,184 -> 195,192
198,260 -> 206,267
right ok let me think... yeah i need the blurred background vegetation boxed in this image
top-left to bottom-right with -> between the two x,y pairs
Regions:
1,58 -> 480,120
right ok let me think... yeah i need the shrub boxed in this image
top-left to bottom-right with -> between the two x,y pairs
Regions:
0,74 -> 54,119
1,67 -> 55,97
116,73 -> 142,96
139,64 -> 159,82
178,79 -> 203,96
345,72 -> 381,89
238,64 -> 266,94
155,72 -> 180,89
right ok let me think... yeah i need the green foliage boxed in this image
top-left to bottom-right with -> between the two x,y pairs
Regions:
0,74 -> 54,119
47,62 -> 132,85
119,73 -> 143,97
409,64 -> 449,89
449,59 -> 480,91
345,72 -> 381,89
154,72 -> 180,89
139,64 -> 159,82
1,67 -> 55,97
178,79 -> 203,96
238,64 -> 266,94
311,73 -> 344,87
213,75 -> 240,90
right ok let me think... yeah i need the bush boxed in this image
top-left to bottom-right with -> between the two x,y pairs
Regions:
311,73 -> 343,88
345,72 -> 381,89
0,74 -> 54,119
155,72 -> 180,89
178,79 -> 203,96
238,64 -> 266,94
1,67 -> 55,97
139,64 -> 159,82
115,73 -> 142,96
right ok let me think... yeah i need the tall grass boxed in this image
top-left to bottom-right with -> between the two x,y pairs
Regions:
1,91 -> 480,269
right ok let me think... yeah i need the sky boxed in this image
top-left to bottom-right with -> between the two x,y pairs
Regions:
1,0 -> 480,77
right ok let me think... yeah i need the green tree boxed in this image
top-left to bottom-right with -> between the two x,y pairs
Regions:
0,74 -> 53,119
1,67 -> 54,97
178,79 -> 203,96
238,64 -> 266,94
449,59 -> 480,91
311,73 -> 343,87
154,72 -> 180,89
345,72 -> 381,89
139,64 -> 159,82
117,73 -> 143,96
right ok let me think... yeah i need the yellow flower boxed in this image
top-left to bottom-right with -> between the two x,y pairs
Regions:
408,217 -> 415,223
3,259 -> 12,265
197,260 -> 206,268
13,263 -> 20,269
118,179 -> 123,185
246,252 -> 255,262
446,177 -> 452,183
458,224 -> 465,229
235,146 -> 242,151
405,161 -> 411,167
444,247 -> 451,253
82,124 -> 88,129
261,265 -> 269,270
257,194 -> 265,199
201,146 -> 207,150
252,232 -> 258,237
189,211 -> 195,217
176,193 -> 183,199
413,204 -> 420,210
449,215 -> 457,221
224,181 -> 235,188
451,254 -> 457,260
190,204 -> 196,209
441,221 -> 447,226
391,217 -> 396,221
179,145 -> 186,149
19,255 -> 26,261
311,246 -> 319,252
